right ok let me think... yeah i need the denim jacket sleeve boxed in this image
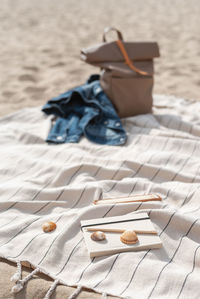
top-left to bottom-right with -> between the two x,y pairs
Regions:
42,75 -> 127,146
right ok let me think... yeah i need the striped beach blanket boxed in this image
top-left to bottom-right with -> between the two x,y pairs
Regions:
0,95 -> 200,299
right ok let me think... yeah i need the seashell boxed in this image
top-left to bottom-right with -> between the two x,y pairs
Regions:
91,231 -> 106,241
42,221 -> 56,233
120,230 -> 138,245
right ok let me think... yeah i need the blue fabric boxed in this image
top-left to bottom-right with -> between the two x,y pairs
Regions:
42,75 -> 127,145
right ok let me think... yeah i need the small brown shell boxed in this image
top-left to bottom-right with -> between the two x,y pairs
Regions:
42,221 -> 56,233
120,230 -> 138,245
91,231 -> 106,241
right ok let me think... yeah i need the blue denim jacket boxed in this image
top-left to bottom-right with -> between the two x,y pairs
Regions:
42,75 -> 127,145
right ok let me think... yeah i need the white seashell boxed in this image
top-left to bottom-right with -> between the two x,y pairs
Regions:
42,221 -> 56,233
91,231 -> 106,241
120,230 -> 138,245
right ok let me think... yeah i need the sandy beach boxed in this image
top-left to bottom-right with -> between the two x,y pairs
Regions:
1,0 -> 200,118
0,0 -> 200,298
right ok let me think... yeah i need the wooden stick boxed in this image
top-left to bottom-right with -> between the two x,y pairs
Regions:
93,194 -> 162,205
86,228 -> 158,235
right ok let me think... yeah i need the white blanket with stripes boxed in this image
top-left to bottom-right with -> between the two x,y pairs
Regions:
0,95 -> 200,299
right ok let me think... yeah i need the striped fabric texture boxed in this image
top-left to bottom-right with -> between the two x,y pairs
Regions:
0,95 -> 200,298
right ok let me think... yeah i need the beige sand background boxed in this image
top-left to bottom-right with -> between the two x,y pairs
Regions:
1,0 -> 200,118
0,0 -> 200,298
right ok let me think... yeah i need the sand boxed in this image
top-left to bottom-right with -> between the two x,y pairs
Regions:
0,0 -> 200,298
1,0 -> 200,118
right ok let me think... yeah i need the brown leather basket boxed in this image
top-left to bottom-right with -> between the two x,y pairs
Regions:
81,27 -> 160,118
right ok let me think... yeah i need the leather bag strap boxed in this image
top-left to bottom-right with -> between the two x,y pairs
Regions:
103,27 -> 123,42
116,39 -> 148,76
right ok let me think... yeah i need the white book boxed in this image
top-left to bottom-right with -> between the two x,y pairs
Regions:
81,213 -> 162,258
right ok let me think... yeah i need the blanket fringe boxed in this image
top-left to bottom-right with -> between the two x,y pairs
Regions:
10,263 -> 110,299
44,279 -> 59,299
69,285 -> 82,299
11,267 -> 40,294
10,261 -> 22,283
